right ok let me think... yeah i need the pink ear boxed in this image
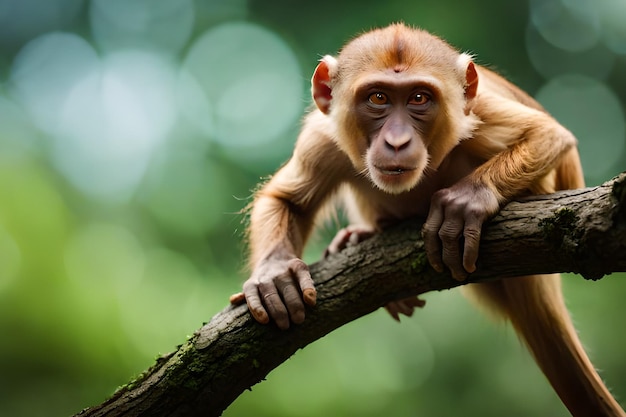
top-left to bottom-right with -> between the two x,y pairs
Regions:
312,60 -> 333,114
465,62 -> 478,100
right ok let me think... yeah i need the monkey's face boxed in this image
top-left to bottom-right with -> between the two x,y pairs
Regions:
310,27 -> 476,195
352,77 -> 440,194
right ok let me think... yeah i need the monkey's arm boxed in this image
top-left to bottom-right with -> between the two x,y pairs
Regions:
423,94 -> 577,280
241,167 -> 316,330
236,115 -> 350,329
470,95 -> 577,200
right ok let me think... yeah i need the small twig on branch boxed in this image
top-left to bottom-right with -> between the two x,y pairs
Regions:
76,172 -> 626,417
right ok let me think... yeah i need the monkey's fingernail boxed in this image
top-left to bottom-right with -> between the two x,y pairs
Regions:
253,310 -> 270,324
303,288 -> 317,306
229,292 -> 245,305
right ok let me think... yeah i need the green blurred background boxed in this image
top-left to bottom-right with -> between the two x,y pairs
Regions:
0,0 -> 625,416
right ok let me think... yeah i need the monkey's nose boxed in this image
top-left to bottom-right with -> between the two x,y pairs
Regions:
384,133 -> 412,152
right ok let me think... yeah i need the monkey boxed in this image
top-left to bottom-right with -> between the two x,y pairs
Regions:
229,23 -> 625,416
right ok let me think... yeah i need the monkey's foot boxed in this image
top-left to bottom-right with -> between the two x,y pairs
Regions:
323,224 -> 376,258
385,296 -> 427,321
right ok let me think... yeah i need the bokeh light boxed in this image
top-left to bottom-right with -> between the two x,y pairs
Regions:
600,0 -> 626,54
193,0 -> 249,26
0,96 -> 39,161
9,32 -> 100,135
529,0 -> 601,52
535,74 -> 625,184
0,0 -> 83,49
528,0 -> 626,56
176,69 -> 215,137
90,0 -> 195,55
525,25 -> 615,80
9,33 -> 179,201
183,22 -> 303,152
50,50 -> 178,201
526,0 -> 626,185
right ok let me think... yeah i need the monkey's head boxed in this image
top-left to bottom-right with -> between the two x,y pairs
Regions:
312,23 -> 479,194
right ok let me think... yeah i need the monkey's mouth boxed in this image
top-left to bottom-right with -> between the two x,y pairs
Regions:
376,166 -> 416,176
371,165 -> 421,194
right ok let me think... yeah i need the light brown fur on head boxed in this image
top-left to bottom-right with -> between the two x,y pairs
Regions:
336,24 -> 464,82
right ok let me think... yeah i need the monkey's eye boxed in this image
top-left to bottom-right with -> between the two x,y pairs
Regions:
368,92 -> 389,105
409,93 -> 430,106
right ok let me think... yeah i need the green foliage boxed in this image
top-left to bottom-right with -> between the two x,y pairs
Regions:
0,1 -> 625,416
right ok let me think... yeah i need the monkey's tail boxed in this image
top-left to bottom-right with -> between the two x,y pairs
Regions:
473,275 -> 625,417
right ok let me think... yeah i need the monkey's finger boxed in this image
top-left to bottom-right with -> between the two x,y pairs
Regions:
462,217 -> 482,274
258,280 -> 290,330
422,209 -> 444,272
276,278 -> 306,325
324,228 -> 352,257
394,300 -> 415,317
347,225 -> 376,245
439,219 -> 467,281
384,303 -> 402,322
288,258 -> 317,306
403,296 -> 427,309
242,282 -> 270,325
229,292 -> 246,305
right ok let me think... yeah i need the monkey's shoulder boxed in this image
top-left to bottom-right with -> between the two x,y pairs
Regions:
475,65 -> 544,112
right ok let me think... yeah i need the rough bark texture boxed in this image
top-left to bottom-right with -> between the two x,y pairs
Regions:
76,172 -> 626,417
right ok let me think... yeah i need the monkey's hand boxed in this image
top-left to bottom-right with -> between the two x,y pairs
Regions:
230,257 -> 316,330
422,181 -> 500,281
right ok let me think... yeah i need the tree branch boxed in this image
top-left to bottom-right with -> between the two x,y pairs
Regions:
76,172 -> 626,417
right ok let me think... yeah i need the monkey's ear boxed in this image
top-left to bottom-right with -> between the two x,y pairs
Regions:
311,55 -> 338,114
464,61 -> 478,101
